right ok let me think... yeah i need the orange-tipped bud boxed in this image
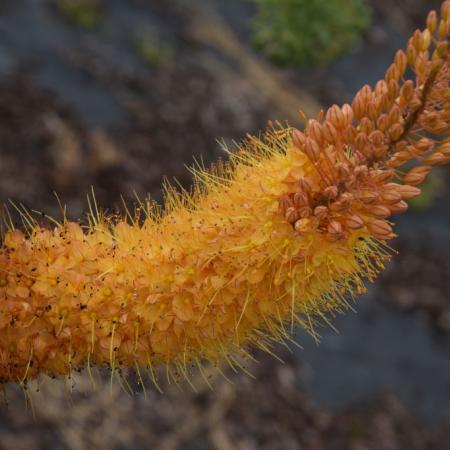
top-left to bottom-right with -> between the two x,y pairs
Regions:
388,201 -> 409,213
367,219 -> 394,239
369,204 -> 392,219
380,189 -> 402,204
345,215 -> 365,230
427,10 -> 437,33
389,123 -> 404,141
404,166 -> 432,186
326,105 -> 345,129
285,207 -> 300,224
396,185 -> 421,200
327,221 -> 344,241
304,137 -> 321,162
441,0 -> 450,21
424,152 -> 449,165
394,50 -> 408,75
314,205 -> 329,221
322,121 -> 339,143
359,190 -> 379,204
292,128 -> 306,149
323,186 -> 338,199
307,119 -> 324,146
419,29 -> 432,51
293,192 -> 309,208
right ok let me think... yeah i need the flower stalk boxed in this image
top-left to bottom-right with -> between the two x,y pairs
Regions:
0,3 -> 449,387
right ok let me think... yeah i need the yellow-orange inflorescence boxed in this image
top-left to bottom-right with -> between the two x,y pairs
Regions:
0,3 -> 449,387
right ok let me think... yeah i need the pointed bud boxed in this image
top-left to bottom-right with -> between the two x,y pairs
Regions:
394,50 -> 407,76
441,1 -> 450,21
304,137 -> 321,162
285,207 -> 300,224
307,119 -> 324,146
370,204 -> 391,218
327,221 -> 344,241
279,196 -> 293,214
427,10 -> 437,33
292,128 -> 306,149
359,190 -> 379,204
388,201 -> 409,213
367,220 -> 394,239
403,166 -> 432,186
323,186 -> 338,199
345,215 -> 364,230
380,189 -> 402,204
326,105 -> 345,129
342,104 -> 354,125
314,206 -> 328,221
396,185 -> 421,200
424,152 -> 448,165
389,123 -> 404,141
293,192 -> 309,208
322,121 -> 339,143
419,29 -> 432,52
299,206 -> 313,218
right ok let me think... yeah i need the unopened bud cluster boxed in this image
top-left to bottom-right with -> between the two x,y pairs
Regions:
282,6 -> 449,244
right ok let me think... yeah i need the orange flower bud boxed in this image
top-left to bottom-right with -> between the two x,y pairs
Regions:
389,123 -> 404,141
304,137 -> 321,161
396,185 -> 421,200
327,221 -> 344,240
424,152 -> 448,165
441,0 -> 450,21
388,201 -> 409,213
326,105 -> 345,129
313,206 -> 328,221
369,130 -> 385,146
322,121 -> 339,143
403,166 -> 432,186
369,204 -> 391,218
307,119 -> 324,146
367,219 -> 394,239
342,104 -> 354,125
427,10 -> 437,33
419,29 -> 432,52
359,190 -> 379,204
323,186 -> 338,199
292,128 -> 306,149
380,189 -> 402,204
285,207 -> 300,224
299,206 -> 313,218
345,215 -> 364,230
400,80 -> 414,103
394,50 -> 408,75
293,192 -> 309,208
370,169 -> 395,183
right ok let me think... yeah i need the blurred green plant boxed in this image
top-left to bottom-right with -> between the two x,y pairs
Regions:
251,0 -> 371,67
409,171 -> 445,211
133,32 -> 174,68
56,0 -> 103,29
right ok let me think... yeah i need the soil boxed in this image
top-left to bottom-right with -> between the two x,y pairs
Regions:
0,0 -> 449,449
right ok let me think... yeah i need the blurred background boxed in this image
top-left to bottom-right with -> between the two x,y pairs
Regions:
0,0 -> 450,449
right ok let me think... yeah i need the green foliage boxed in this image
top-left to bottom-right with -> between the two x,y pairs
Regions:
133,33 -> 174,68
251,0 -> 371,67
409,171 -> 445,212
56,0 -> 103,29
